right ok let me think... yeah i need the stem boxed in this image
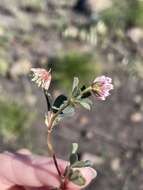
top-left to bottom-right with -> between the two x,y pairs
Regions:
47,131 -> 63,180
53,154 -> 62,177
46,99 -> 71,185
46,86 -> 92,188
43,89 -> 51,111
47,131 -> 54,155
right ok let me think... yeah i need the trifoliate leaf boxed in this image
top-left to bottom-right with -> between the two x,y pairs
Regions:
68,169 -> 86,186
52,95 -> 67,113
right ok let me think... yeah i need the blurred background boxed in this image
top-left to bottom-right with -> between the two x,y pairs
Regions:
0,0 -> 143,189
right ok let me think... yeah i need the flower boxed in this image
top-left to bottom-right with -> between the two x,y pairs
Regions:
91,76 -> 113,100
31,68 -> 51,90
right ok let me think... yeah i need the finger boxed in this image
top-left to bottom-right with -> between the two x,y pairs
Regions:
0,152 -> 43,188
32,156 -> 68,188
66,167 -> 97,190
0,152 -> 68,189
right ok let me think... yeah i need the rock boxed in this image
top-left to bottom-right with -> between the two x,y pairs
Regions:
96,21 -> 107,35
130,112 -> 142,123
111,158 -> 120,171
127,28 -> 143,43
134,95 -> 142,105
82,153 -> 104,165
88,0 -> 112,12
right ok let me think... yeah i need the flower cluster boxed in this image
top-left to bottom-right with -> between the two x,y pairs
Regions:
31,68 -> 51,90
91,75 -> 113,100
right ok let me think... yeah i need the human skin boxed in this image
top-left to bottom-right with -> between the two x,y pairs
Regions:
0,150 -> 97,190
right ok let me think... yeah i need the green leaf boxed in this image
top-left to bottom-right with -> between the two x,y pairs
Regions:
72,77 -> 79,92
72,87 -> 81,97
63,105 -> 75,117
72,77 -> 80,97
72,143 -> 78,154
68,169 -> 86,186
52,106 -> 75,126
70,153 -> 78,165
83,98 -> 93,105
84,160 -> 93,167
72,160 -> 93,168
77,98 -> 92,110
52,95 -> 67,113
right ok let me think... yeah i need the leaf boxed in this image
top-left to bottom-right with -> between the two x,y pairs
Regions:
52,105 -> 75,126
72,77 -> 79,92
77,98 -> 92,110
62,106 -> 75,117
52,95 -> 67,113
83,98 -> 93,105
72,160 -> 93,168
71,143 -> 78,154
72,77 -> 80,97
84,160 -> 93,167
68,169 -> 86,186
70,154 -> 78,165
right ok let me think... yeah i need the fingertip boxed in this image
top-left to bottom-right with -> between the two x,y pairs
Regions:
66,167 -> 97,189
83,167 -> 97,181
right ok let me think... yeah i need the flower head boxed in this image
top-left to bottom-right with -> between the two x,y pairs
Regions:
91,76 -> 113,100
31,68 -> 51,90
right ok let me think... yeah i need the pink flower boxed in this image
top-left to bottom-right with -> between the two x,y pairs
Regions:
91,76 -> 113,100
31,68 -> 51,90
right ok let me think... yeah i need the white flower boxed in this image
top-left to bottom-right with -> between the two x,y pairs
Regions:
31,68 -> 51,90
92,76 -> 113,100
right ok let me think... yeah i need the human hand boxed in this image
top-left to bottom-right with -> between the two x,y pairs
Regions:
0,150 -> 97,190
